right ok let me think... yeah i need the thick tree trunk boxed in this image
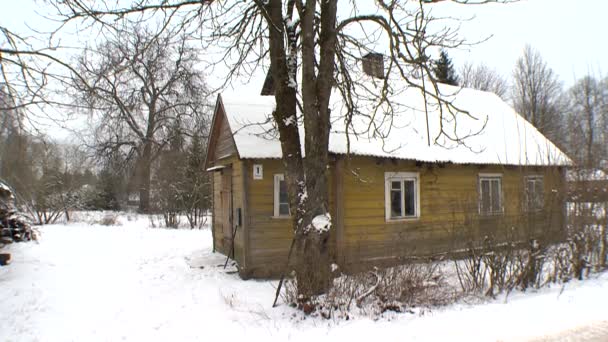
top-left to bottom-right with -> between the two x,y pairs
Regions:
294,225 -> 331,297
138,142 -> 152,213
600,202 -> 607,268
263,0 -> 337,297
293,0 -> 336,297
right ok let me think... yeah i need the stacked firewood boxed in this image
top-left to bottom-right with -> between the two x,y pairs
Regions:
1,182 -> 35,247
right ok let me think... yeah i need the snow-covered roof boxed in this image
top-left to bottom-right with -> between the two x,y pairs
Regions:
220,95 -> 281,159
219,80 -> 571,166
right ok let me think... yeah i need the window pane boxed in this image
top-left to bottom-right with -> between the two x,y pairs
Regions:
526,179 -> 533,209
481,179 -> 490,214
534,180 -> 543,209
276,176 -> 290,216
279,179 -> 288,203
404,180 -> 416,216
391,181 -> 401,190
279,203 -> 290,216
391,189 -> 402,218
491,179 -> 500,213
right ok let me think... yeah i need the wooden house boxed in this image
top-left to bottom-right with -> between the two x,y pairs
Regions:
205,77 -> 572,278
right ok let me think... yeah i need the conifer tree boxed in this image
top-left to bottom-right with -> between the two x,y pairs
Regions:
433,49 -> 459,86
182,132 -> 210,228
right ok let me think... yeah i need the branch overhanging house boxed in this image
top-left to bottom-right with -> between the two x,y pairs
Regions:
205,56 -> 572,278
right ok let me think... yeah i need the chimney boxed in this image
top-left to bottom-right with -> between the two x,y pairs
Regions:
362,52 -> 385,79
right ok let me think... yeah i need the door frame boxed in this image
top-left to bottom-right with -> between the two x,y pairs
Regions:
220,167 -> 234,255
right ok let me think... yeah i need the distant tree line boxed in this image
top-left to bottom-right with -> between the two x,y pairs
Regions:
0,24 -> 213,228
0,100 -> 211,227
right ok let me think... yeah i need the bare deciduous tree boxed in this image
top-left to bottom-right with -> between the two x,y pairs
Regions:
460,62 -> 508,99
512,45 -> 564,145
71,25 -> 209,212
566,75 -> 608,168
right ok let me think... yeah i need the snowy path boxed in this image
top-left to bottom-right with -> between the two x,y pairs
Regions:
531,321 -> 608,341
1,222 -> 608,341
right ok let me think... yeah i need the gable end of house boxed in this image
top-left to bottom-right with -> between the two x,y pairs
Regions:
205,95 -> 239,170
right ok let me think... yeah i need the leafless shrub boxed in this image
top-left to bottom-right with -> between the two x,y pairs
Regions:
482,248 -> 516,297
513,240 -> 546,291
545,244 -> 574,284
162,212 -> 181,229
148,214 -> 162,229
568,225 -> 602,280
455,238 -> 550,298
282,262 -> 454,319
454,247 -> 486,293
98,213 -> 118,226
375,263 -> 454,308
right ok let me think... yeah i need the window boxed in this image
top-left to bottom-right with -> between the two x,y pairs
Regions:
524,176 -> 544,212
273,174 -> 290,217
385,172 -> 420,220
479,174 -> 503,215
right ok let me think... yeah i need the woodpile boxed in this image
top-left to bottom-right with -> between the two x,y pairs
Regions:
1,182 -> 35,248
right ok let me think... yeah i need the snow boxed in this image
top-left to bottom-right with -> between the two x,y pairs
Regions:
220,94 -> 282,159
219,78 -> 571,166
287,74 -> 297,89
1,216 -> 608,341
0,181 -> 12,198
567,169 -> 608,181
310,213 -> 331,233
283,115 -> 296,126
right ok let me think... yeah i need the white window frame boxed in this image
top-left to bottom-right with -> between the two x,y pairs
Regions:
384,172 -> 420,221
273,174 -> 290,217
478,173 -> 503,216
524,175 -> 544,212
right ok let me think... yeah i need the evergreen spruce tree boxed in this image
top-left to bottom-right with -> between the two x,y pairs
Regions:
182,132 -> 210,228
94,154 -> 127,211
96,167 -> 122,210
154,120 -> 186,227
433,49 -> 459,86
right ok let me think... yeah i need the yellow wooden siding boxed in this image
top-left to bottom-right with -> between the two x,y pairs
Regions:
246,159 -> 336,277
214,155 -> 565,277
339,156 -> 566,269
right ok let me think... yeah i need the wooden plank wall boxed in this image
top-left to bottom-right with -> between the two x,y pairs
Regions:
211,156 -> 246,270
245,159 -> 336,278
220,155 -> 565,278
339,156 -> 566,271
212,113 -> 237,162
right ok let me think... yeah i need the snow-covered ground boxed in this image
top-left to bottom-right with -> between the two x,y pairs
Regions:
1,215 -> 607,341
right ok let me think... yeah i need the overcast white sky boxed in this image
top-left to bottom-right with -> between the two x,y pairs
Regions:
1,0 -> 607,139
436,0 -> 608,84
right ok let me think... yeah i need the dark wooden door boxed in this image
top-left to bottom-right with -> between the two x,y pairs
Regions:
220,167 -> 233,253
